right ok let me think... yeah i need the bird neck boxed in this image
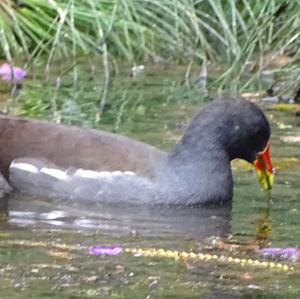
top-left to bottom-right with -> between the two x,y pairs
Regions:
162,134 -> 233,205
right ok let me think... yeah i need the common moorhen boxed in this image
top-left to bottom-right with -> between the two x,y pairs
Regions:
0,99 -> 273,205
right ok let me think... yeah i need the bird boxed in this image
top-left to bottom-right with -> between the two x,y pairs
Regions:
0,99 -> 273,205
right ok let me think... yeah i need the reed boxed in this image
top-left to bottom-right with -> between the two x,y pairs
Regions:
1,1 -> 299,91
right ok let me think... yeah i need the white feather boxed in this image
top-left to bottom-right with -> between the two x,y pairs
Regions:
10,162 -> 39,174
40,167 -> 69,180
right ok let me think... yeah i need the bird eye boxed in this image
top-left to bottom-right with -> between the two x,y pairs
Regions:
255,128 -> 261,136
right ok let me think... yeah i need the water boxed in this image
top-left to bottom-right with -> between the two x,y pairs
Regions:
0,65 -> 300,298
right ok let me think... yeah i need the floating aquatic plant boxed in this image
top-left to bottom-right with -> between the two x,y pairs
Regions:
89,245 -> 123,256
259,247 -> 299,260
88,244 -> 294,272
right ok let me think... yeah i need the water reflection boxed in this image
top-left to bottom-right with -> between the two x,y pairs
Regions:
0,96 -> 300,297
4,194 -> 232,240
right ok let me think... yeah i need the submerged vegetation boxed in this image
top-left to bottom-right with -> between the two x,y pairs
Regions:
1,0 -> 300,122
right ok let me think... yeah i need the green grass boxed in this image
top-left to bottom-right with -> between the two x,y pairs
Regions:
1,0 -> 300,111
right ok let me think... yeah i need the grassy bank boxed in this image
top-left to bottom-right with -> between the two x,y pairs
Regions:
1,0 -> 300,123
1,1 -> 299,78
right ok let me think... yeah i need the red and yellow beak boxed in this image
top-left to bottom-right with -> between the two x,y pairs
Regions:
253,141 -> 274,190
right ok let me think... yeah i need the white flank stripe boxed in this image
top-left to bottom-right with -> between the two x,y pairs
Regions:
124,171 -> 136,176
74,169 -> 99,179
97,171 -> 113,179
10,162 -> 39,174
112,171 -> 122,176
40,167 -> 69,180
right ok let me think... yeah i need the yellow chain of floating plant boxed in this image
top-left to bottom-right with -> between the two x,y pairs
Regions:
125,247 -> 295,272
0,240 -> 295,272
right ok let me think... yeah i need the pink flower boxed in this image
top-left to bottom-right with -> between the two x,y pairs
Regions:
259,247 -> 299,260
0,63 -> 26,81
89,245 -> 123,256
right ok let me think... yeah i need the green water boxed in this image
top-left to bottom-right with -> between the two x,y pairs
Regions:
0,64 -> 300,298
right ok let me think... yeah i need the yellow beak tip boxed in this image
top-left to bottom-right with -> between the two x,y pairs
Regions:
256,170 -> 274,190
